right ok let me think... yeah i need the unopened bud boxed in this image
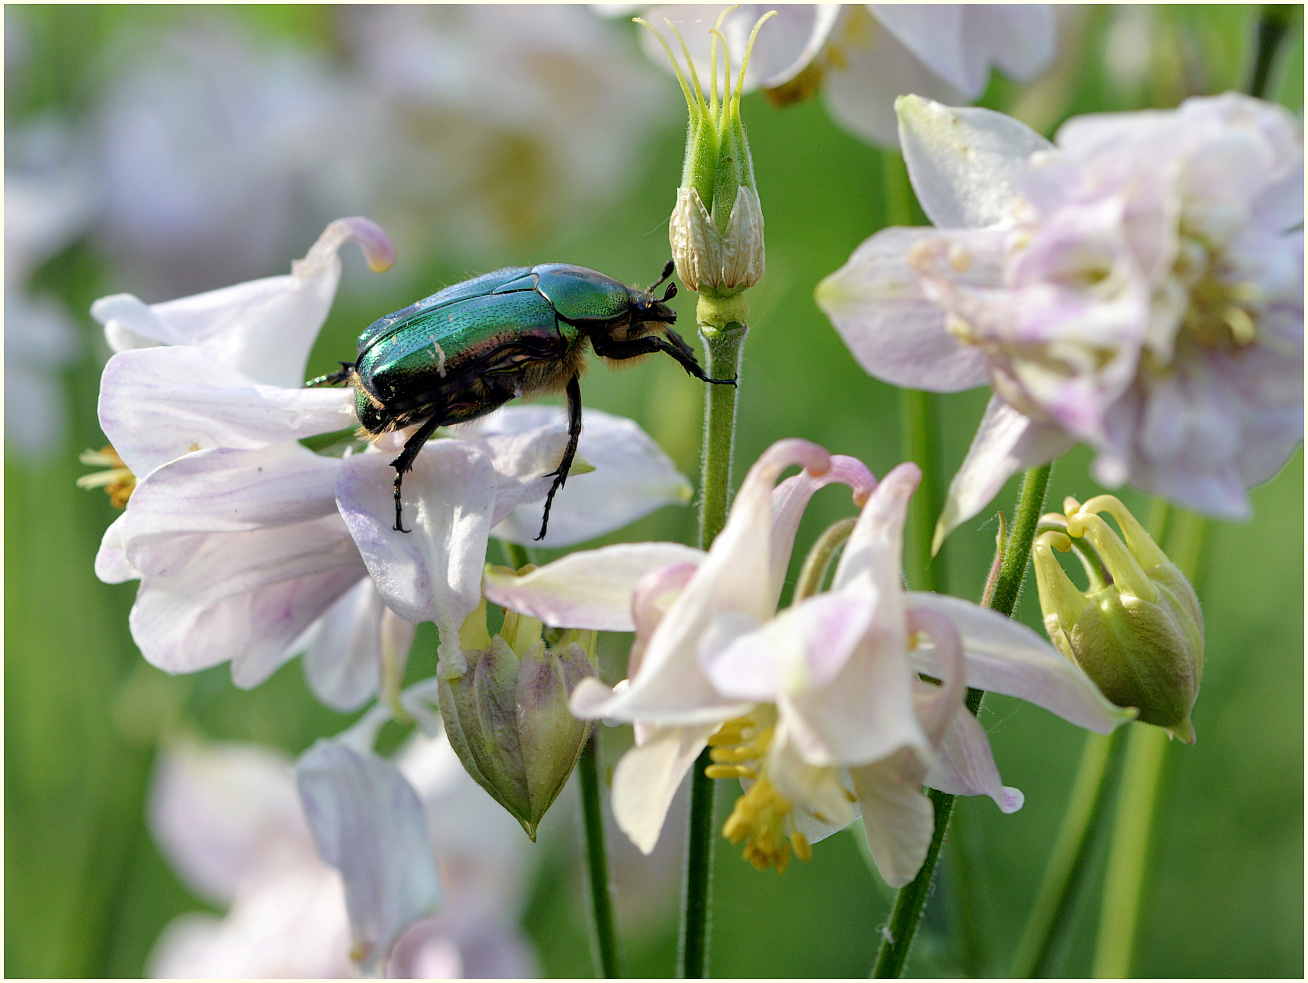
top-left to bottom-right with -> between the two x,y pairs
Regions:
439,601 -> 596,838
1033,496 -> 1204,743
639,9 -> 772,323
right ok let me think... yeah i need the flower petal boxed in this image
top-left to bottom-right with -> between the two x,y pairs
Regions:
584,439 -> 830,725
148,738 -> 306,906
934,395 -> 1074,551
127,516 -> 368,685
610,722 -> 717,855
296,741 -> 442,976
483,543 -> 705,632
923,705 -> 1024,813
471,407 -> 693,547
849,750 -> 934,888
302,578 -> 386,712
99,346 -> 357,476
906,591 -> 1136,733
336,442 -> 496,672
93,217 -> 394,388
817,226 -> 993,391
897,94 -> 1051,229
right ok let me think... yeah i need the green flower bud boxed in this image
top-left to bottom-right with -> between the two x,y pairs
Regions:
638,10 -> 773,327
439,598 -> 597,838
1033,495 -> 1204,743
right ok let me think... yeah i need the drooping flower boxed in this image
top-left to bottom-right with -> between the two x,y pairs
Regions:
146,729 -> 537,978
89,218 -> 693,704
631,5 -> 1056,147
486,439 -> 1130,884
818,93 -> 1304,547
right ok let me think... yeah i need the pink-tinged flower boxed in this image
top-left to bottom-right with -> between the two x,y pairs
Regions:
486,439 -> 1130,884
89,219 -> 693,703
630,5 -> 1056,147
818,93 -> 1304,547
147,729 -> 537,978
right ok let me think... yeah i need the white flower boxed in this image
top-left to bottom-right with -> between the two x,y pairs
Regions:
90,218 -> 693,703
632,5 -> 1056,146
486,439 -> 1130,884
146,729 -> 537,978
818,93 -> 1304,546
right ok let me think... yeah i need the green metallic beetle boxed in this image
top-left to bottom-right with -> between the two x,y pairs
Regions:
309,262 -> 734,538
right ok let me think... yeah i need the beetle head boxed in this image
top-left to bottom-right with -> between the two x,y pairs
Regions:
633,261 -> 678,324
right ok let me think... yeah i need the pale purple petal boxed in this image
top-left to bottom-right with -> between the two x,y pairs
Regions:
93,217 -> 394,388
924,708 -> 1024,813
99,346 -> 357,476
148,739 -> 307,906
768,455 -> 878,605
296,741 -> 442,976
701,590 -> 873,701
474,407 -> 694,547
483,542 -> 705,632
820,8 -> 968,147
906,591 -> 1135,733
850,750 -> 934,888
95,514 -> 137,584
610,722 -> 718,854
817,226 -> 995,391
935,395 -> 1074,551
897,94 -> 1052,229
336,442 -> 496,670
302,578 -> 385,712
127,515 -> 368,685
115,444 -> 340,543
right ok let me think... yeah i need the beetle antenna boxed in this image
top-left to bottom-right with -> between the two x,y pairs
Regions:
647,260 -> 675,293
661,282 -> 677,302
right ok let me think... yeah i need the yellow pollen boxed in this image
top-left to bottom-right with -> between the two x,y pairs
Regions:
722,776 -> 809,874
948,243 -> 972,273
77,446 -> 137,509
790,830 -> 813,863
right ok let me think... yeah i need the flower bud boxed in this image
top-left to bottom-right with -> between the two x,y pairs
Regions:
639,10 -> 772,322
439,598 -> 596,838
1033,495 -> 1204,743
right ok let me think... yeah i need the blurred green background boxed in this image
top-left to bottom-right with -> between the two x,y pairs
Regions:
5,5 -> 1303,978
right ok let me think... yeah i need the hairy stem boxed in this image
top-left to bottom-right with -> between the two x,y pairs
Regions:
872,464 -> 1052,977
680,320 -> 746,979
579,731 -> 624,978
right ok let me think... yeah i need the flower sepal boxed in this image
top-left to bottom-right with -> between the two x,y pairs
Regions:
438,598 -> 596,839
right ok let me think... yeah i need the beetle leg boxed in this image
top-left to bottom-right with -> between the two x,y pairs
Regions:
306,361 -> 355,388
389,414 -> 444,534
591,332 -> 738,386
537,374 -> 583,541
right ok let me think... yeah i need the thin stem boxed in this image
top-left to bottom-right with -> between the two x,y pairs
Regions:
884,151 -> 946,596
502,540 -> 532,570
1246,4 -> 1296,99
872,464 -> 1052,978
1091,509 -> 1209,977
579,731 -> 624,978
680,320 -> 746,979
1010,727 -> 1130,977
794,517 -> 857,603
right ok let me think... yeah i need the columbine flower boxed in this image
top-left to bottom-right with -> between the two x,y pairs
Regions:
1034,494 -> 1204,743
486,438 -> 1130,884
818,93 -> 1304,547
632,5 -> 1056,147
147,729 -> 537,978
90,218 -> 693,704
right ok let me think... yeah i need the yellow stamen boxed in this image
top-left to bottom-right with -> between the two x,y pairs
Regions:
77,446 -> 137,508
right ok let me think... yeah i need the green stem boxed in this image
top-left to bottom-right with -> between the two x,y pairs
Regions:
872,464 -> 1052,978
1010,727 -> 1130,977
502,540 -> 532,570
680,320 -> 746,979
900,388 -> 946,594
1247,4 -> 1296,99
579,731 -> 624,978
1091,510 -> 1209,977
794,518 -> 857,604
